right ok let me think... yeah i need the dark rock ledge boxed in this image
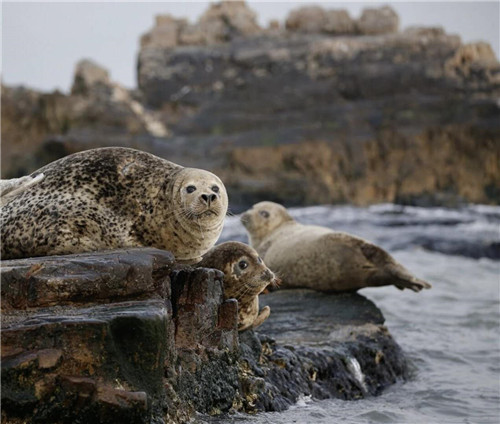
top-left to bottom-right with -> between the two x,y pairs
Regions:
1,249 -> 407,423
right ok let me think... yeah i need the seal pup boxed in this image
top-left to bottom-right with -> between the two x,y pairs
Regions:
0,174 -> 44,207
199,241 -> 279,331
241,201 -> 432,293
1,147 -> 228,261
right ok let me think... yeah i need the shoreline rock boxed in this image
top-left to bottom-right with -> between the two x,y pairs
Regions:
1,249 -> 408,423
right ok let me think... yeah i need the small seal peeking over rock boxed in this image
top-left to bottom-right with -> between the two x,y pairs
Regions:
241,201 -> 432,293
1,147 -> 228,261
199,241 -> 278,331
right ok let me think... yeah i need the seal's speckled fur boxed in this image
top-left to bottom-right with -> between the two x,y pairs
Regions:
1,147 -> 228,261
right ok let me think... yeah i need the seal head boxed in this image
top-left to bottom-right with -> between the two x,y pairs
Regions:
200,241 -> 278,331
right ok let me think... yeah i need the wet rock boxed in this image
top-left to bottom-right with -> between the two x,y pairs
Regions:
1,248 -> 411,422
1,249 -> 240,423
237,290 -> 408,412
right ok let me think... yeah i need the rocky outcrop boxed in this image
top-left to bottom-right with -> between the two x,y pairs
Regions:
238,290 -> 407,412
1,249 -> 239,423
356,6 -> 399,35
2,1 -> 499,209
1,249 -> 408,423
140,1 -> 261,48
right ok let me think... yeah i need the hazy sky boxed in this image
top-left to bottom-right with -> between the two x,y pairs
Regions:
2,1 -> 499,93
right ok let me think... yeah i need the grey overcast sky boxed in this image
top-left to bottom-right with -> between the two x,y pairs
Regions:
2,1 -> 499,93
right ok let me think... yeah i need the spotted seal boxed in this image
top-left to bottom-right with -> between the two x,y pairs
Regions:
241,201 -> 432,292
199,241 -> 278,331
1,147 -> 228,261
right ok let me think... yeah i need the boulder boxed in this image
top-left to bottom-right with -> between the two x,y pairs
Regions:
356,6 -> 399,35
238,290 -> 408,412
141,1 -> 262,48
1,249 -> 239,423
71,59 -> 111,95
285,6 -> 355,34
140,15 -> 187,49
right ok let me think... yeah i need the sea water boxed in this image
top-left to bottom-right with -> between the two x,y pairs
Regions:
213,204 -> 500,424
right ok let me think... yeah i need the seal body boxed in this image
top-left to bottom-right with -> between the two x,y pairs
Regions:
1,147 -> 228,261
199,241 -> 278,331
241,201 -> 431,293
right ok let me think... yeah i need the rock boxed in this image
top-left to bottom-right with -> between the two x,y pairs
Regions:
1,249 -> 240,423
2,1 -> 499,209
0,248 -> 411,422
71,59 -> 111,95
195,0 -> 262,43
445,42 -> 500,85
285,6 -> 355,34
140,15 -> 187,49
356,6 -> 399,35
237,290 -> 407,412
141,1 -> 262,48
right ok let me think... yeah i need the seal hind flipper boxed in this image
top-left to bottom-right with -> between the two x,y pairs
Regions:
388,265 -> 432,292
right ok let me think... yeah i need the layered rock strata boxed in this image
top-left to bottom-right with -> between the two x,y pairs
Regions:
1,248 -> 407,423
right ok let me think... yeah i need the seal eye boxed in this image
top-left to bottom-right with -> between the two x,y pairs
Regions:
212,185 -> 219,193
259,210 -> 270,218
186,185 -> 197,193
238,260 -> 248,270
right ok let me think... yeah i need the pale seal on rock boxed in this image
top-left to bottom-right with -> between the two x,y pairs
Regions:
0,174 -> 45,207
199,241 -> 279,331
241,201 -> 432,293
1,147 -> 228,261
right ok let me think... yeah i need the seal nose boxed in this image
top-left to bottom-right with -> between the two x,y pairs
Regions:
240,212 -> 250,226
201,193 -> 217,206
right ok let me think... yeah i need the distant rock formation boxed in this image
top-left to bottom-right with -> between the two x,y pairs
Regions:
2,1 -> 499,209
141,0 -> 262,48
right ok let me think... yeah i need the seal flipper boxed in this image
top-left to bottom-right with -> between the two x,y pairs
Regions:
388,265 -> 432,292
252,306 -> 270,329
359,242 -> 431,292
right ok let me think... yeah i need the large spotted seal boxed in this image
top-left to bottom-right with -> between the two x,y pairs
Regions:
241,201 -> 432,293
199,241 -> 278,331
1,147 -> 228,261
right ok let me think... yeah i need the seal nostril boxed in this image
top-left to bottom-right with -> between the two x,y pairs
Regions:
201,194 -> 209,203
210,194 -> 217,202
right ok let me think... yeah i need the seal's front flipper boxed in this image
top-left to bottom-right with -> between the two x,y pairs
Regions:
252,305 -> 270,329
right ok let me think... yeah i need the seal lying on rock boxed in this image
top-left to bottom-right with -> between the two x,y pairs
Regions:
241,201 -> 432,293
199,241 -> 279,331
1,147 -> 228,262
